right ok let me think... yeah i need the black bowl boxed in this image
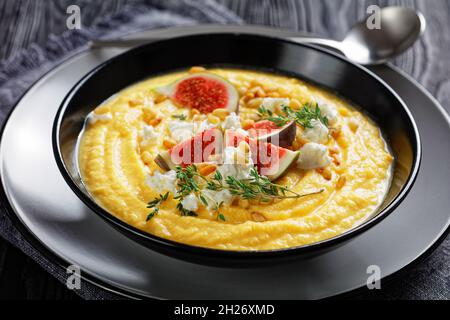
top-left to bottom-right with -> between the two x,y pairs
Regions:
53,33 -> 421,266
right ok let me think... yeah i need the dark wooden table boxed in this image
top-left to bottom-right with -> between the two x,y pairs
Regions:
0,0 -> 449,300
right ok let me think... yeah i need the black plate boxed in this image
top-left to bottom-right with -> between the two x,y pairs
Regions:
53,33 -> 421,266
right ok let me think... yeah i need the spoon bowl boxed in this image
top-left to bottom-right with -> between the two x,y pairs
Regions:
341,7 -> 426,65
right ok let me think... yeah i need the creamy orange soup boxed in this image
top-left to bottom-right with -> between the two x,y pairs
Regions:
78,68 -> 393,250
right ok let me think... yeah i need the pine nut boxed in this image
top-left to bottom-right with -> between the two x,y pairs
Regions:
212,108 -> 230,120
251,212 -> 267,222
207,114 -> 221,124
189,66 -> 206,73
141,151 -> 152,164
336,175 -> 346,189
242,119 -> 255,130
198,164 -> 217,176
128,99 -> 143,107
163,138 -> 176,149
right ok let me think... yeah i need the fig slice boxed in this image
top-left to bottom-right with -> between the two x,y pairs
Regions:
154,128 -> 223,171
156,73 -> 238,114
225,130 -> 299,181
247,120 -> 296,148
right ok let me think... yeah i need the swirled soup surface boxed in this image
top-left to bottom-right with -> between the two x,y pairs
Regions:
78,69 -> 393,250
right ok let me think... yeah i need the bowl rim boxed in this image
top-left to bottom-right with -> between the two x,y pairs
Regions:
52,33 -> 422,258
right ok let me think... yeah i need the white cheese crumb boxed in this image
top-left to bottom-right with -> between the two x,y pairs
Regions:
140,125 -> 159,147
168,120 -> 195,142
143,97 -> 154,109
316,99 -> 339,126
222,112 -> 242,130
297,142 -> 332,170
302,119 -> 329,144
202,189 -> 233,210
87,111 -> 112,124
218,143 -> 254,180
181,194 -> 199,212
145,170 -> 177,194
260,98 -> 290,113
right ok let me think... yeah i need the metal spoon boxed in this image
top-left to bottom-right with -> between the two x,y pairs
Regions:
90,6 -> 426,65
294,6 -> 426,65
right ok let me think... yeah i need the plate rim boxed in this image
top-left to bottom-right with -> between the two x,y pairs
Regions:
0,25 -> 448,299
52,32 -> 421,260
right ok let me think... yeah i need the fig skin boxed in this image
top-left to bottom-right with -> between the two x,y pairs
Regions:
251,121 -> 297,148
154,151 -> 174,171
265,150 -> 299,181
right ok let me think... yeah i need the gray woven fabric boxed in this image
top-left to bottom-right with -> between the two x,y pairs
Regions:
0,0 -> 242,300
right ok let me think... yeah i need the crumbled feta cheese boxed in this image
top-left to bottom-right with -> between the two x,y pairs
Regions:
88,111 -> 112,124
302,119 -> 329,144
222,112 -> 242,130
218,143 -> 254,180
316,99 -> 339,126
168,120 -> 195,142
181,194 -> 199,212
145,170 -> 177,194
297,142 -> 332,170
202,189 -> 233,210
143,97 -> 154,109
260,98 -> 290,112
140,125 -> 159,147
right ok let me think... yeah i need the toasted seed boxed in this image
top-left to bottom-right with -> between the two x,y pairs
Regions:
238,199 -> 250,209
143,108 -> 157,123
237,86 -> 248,96
207,114 -> 221,124
163,138 -> 176,149
330,125 -> 342,139
141,151 -> 152,164
331,153 -> 341,166
254,88 -> 266,98
212,108 -> 230,120
329,146 -> 340,154
336,175 -> 346,189
154,94 -> 167,104
289,99 -> 302,110
321,167 -> 332,180
246,98 -> 263,109
267,91 -> 280,98
189,66 -> 206,73
242,119 -> 255,130
251,212 -> 267,222
243,92 -> 255,102
198,164 -> 217,176
348,118 -> 359,132
128,99 -> 143,107
193,114 -> 204,121
149,118 -> 162,127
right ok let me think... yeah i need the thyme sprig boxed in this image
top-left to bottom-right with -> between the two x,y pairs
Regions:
146,165 -> 324,222
146,192 -> 169,221
258,103 -> 328,128
206,168 -> 323,203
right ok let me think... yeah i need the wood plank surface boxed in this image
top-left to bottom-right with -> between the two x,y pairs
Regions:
0,0 -> 449,300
